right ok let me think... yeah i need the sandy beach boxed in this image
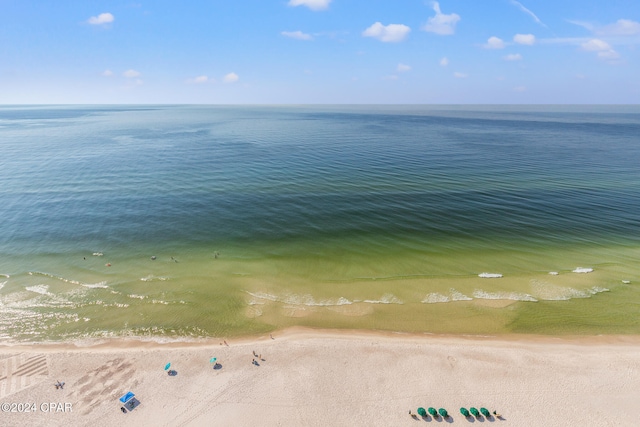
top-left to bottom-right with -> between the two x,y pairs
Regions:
1,328 -> 639,427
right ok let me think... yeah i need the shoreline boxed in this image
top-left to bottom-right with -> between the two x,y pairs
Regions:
3,327 -> 640,352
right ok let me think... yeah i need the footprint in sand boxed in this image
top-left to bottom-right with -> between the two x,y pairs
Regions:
447,356 -> 457,368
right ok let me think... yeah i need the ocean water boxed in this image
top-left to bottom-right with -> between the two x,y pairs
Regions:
1,105 -> 640,342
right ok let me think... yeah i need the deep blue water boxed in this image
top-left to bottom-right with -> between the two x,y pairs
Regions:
1,105 -> 639,254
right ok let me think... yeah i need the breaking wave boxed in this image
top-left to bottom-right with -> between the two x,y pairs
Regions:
478,273 -> 503,278
422,288 -> 473,304
473,289 -> 537,302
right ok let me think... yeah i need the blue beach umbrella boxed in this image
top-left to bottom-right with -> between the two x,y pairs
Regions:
164,362 -> 171,371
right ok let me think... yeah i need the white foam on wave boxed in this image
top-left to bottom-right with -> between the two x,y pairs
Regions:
0,274 -> 9,278
246,291 -> 279,303
128,294 -> 147,300
0,281 -> 6,291
245,291 -> 358,307
473,289 -> 537,302
622,280 -> 631,284
82,282 -> 109,289
450,289 -> 474,301
25,285 -> 53,296
572,267 -> 593,273
422,288 -> 473,304
422,293 -> 450,304
530,280 -> 610,300
362,294 -> 403,304
283,293 -> 354,306
92,252 -> 104,256
28,271 -> 105,288
478,273 -> 503,278
141,275 -> 170,282
549,271 -> 559,276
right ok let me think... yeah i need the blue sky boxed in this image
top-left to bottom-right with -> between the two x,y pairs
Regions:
1,0 -> 638,103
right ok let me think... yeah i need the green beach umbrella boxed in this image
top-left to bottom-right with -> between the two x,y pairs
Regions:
164,362 -> 171,371
481,407 -> 491,417
417,407 -> 427,417
428,407 -> 438,417
438,408 -> 448,418
470,407 -> 480,417
460,407 -> 470,417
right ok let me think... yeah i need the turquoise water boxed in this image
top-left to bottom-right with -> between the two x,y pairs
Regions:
1,105 -> 640,341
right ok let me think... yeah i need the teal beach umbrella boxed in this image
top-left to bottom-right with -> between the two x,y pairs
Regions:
210,357 -> 217,364
417,407 -> 427,417
470,407 -> 480,417
428,407 -> 438,417
481,407 -> 491,417
164,362 -> 171,371
438,408 -> 448,418
460,407 -> 470,417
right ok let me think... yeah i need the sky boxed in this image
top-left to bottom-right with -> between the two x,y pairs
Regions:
1,0 -> 639,104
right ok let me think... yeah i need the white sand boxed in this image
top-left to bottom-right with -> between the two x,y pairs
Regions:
1,328 -> 639,427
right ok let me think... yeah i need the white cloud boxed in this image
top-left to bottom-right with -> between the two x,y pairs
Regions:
397,63 -> 411,72
281,31 -> 313,41
88,12 -> 114,25
567,20 -> 595,32
223,72 -> 239,83
102,69 -> 113,77
187,75 -> 209,84
581,39 -> 620,59
597,19 -> 640,36
123,69 -> 141,78
439,57 -> 449,66
513,33 -> 535,45
362,22 -> 411,43
581,39 -> 611,51
454,72 -> 467,78
484,36 -> 505,49
597,50 -> 621,59
504,53 -> 523,61
288,0 -> 332,11
509,1 -> 546,27
422,2 -> 460,35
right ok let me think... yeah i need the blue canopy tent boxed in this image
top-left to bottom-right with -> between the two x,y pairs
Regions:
119,392 -> 135,404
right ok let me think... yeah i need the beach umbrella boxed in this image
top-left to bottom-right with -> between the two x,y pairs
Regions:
481,407 -> 491,417
428,407 -> 437,417
460,407 -> 470,417
164,362 -> 171,371
209,357 -> 217,364
470,407 -> 480,417
417,407 -> 427,417
438,408 -> 448,418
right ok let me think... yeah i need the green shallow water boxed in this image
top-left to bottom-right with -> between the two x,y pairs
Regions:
2,240 -> 639,341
